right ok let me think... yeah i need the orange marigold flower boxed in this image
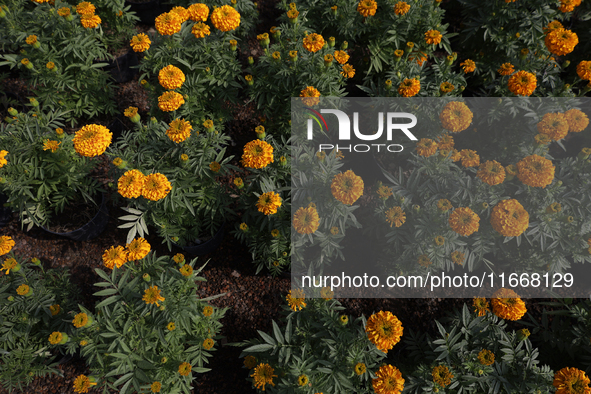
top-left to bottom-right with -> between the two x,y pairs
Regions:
425,29 -> 442,45
130,33 -> 151,52
241,140 -> 274,169
118,169 -> 145,199
210,5 -> 241,32
416,138 -> 438,157
158,91 -> 185,112
432,365 -> 454,387
143,285 -> 165,306
460,149 -> 479,167
537,112 -> 569,141
170,6 -> 189,22
449,207 -> 479,236
451,250 -> 465,265
257,192 -> 282,215
473,297 -> 490,316
158,65 -> 185,90
142,173 -> 172,201
357,0 -> 377,17
497,62 -> 515,76
440,82 -> 454,93
460,59 -> 475,73
516,154 -> 555,188
577,61 -> 591,81
73,124 -> 112,157
192,22 -> 210,38
50,304 -> 61,316
16,284 -> 30,296
155,12 -> 182,36
477,160 -> 505,185
559,0 -> 582,13
58,7 -> 71,17
76,2 -> 95,15
286,289 -> 306,311
385,207 -> 405,228
43,140 -> 61,152
72,312 -> 89,328
553,367 -> 591,394
545,28 -> 578,56
564,108 -> 589,132
508,70 -> 537,96
303,33 -> 325,53
293,206 -> 320,234
102,245 -> 128,269
334,50 -> 349,64
331,170 -> 364,205
251,363 -> 277,391
439,102 -> 473,132
544,20 -> 564,34
437,199 -> 452,212
178,362 -> 192,376
394,1 -> 410,15
366,311 -> 403,353
166,118 -> 192,143
490,199 -> 529,237
341,64 -> 355,78
398,78 -> 420,97
126,237 -> 151,261
73,375 -> 97,393
436,134 -> 454,150
300,86 -> 321,106
491,288 -> 527,320
80,14 -> 101,29
187,3 -> 209,21
372,364 -> 405,394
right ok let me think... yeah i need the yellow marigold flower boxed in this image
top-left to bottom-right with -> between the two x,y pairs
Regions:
490,199 -> 529,237
559,0 -> 582,12
357,0 -> 377,17
46,61 -> 55,70
553,367 -> 591,394
298,374 -> 309,386
21,58 -> 30,67
366,311 -> 403,353
76,1 -> 95,15
58,7 -> 71,17
244,355 -> 257,369
43,139 -> 60,152
417,254 -> 432,267
72,312 -> 89,328
398,78 -> 421,97
130,33 -> 151,52
459,149 -> 479,168
508,70 -> 537,96
166,118 -> 192,143
437,199 -> 452,212
203,338 -> 214,350
257,192 -> 282,215
373,364 -> 404,394
102,245 -> 128,269
170,6 -> 188,22
73,124 -> 112,157
73,374 -> 96,393
26,35 -> 37,45
416,138 -> 437,157
331,170 -> 364,205
188,3 -> 209,21
50,304 -> 61,316
341,63 -> 355,78
178,361 -> 192,376
126,237 -> 150,261
477,160 -> 505,185
394,1 -> 410,15
478,349 -> 495,365
80,14 -> 101,29
434,235 -> 445,246
535,133 -> 551,145
202,305 -> 213,316
159,65 -> 185,90
143,285 -> 165,306
449,207 -> 479,236
286,289 -> 306,311
577,61 -> 591,81
293,206 -> 320,234
460,59 -> 475,73
451,250 -> 465,265
209,161 -> 221,173
192,22 -> 210,38
251,363 -> 277,391
425,29 -> 442,45
142,173 -> 172,201
334,50 -> 349,64
516,154 -> 555,188
537,112 -> 569,141
176,263 -> 192,277
150,381 -> 162,393
211,5 -> 241,32
432,365 -> 453,387
118,169 -> 145,199
2,258 -> 19,275
241,139 -> 274,169
564,108 -> 589,132
491,288 -> 526,320
158,91 -> 185,112
303,33 -> 325,53
439,101 -> 473,133
440,82 -> 454,93
354,362 -> 367,375
16,284 -> 30,296
0,236 -> 15,256
124,106 -> 138,118
287,9 -> 299,19
155,12 -> 182,35
545,28 -> 578,56
173,253 -> 185,263
300,86 -> 321,106
473,297 -> 490,316
498,62 -> 515,76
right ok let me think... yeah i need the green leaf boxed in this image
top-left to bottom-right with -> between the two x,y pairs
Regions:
94,288 -> 118,297
243,344 -> 274,352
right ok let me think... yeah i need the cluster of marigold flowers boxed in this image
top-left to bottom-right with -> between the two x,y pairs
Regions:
116,168 -> 172,202
51,1 -> 101,29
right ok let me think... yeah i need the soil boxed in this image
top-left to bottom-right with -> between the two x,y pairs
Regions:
43,193 -> 102,235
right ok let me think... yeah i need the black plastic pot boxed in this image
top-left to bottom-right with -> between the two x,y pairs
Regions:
102,50 -> 139,83
175,223 -> 226,256
41,193 -> 109,241
125,0 -> 162,25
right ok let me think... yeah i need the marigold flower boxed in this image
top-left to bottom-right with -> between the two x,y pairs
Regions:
43,139 -> 60,152
357,0 -> 377,17
102,245 -> 128,269
334,50 -> 349,64
80,14 -> 101,29
0,235 -> 15,256
170,6 -> 188,22
577,61 -> 591,81
341,63 -> 355,78
188,3 -> 209,21
516,154 -> 555,188
241,139 -> 274,168
460,59 -> 475,73
508,70 -> 537,96
208,161 -> 220,173
76,1 -> 95,15
394,1 -> 410,15
559,0 -> 582,12
490,199 -> 529,237
473,297 -> 489,316
451,250 -> 465,265
297,374 -> 309,386
286,289 -> 306,311
459,149 -> 479,168
293,206 -> 320,234
366,311 -> 403,353
73,124 -> 112,157
449,207 -> 479,236
331,170 -> 364,205
416,138 -> 437,157
425,29 -> 442,45
553,367 -> 591,394
398,78 -> 420,97
192,22 -> 210,38
211,5 -> 241,32
545,28 -> 578,56
50,304 -> 61,316
417,254 -> 432,267
143,285 -> 165,306
432,365 -> 453,387
257,192 -> 282,215
126,237 -> 150,261
130,33 -> 151,52
155,12 -> 182,35
16,284 -> 30,296
1,258 -> 19,275
251,363 -> 277,391
178,361 -> 192,376
244,356 -> 257,369
439,101 -> 473,133
373,364 -> 404,394
158,91 -> 185,112
73,374 -> 96,393
287,8 -> 299,19
173,253 -> 185,263
320,286 -> 334,300
124,106 -> 138,118
491,288 -> 526,320
72,312 -> 89,328
142,173 -> 171,201
158,65 -> 185,90
166,118 -> 192,143
58,7 -> 71,17
564,108 -> 589,132
48,332 -> 63,345
437,199 -> 452,212
300,86 -> 321,106
303,33 -> 325,53
440,82 -> 454,93
25,35 -> 38,45
537,112 -> 569,141
118,169 -> 145,199
478,349 -> 495,365
150,381 -> 162,393
477,160 -> 505,185
203,338 -> 214,350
